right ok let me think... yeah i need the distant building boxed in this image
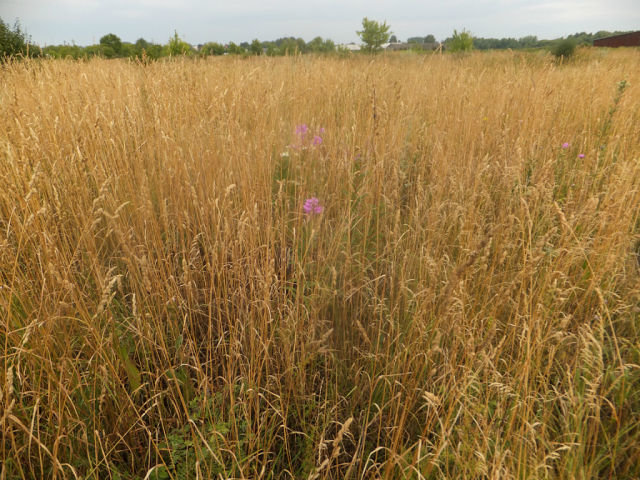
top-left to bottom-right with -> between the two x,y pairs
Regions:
383,42 -> 409,51
384,42 -> 441,51
594,31 -> 640,48
339,43 -> 361,52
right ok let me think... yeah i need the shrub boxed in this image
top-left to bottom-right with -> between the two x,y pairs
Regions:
552,38 -> 577,59
448,29 -> 473,52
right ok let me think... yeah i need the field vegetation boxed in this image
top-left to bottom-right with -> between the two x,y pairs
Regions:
1,49 -> 640,479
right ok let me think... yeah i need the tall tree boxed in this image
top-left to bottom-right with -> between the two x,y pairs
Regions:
0,18 -> 32,59
99,33 -> 122,57
165,31 -> 192,56
250,39 -> 262,55
357,17 -> 391,53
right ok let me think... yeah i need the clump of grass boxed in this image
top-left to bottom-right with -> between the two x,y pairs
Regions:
1,50 -> 639,479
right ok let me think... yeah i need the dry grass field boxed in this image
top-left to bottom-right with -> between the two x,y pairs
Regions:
1,49 -> 640,479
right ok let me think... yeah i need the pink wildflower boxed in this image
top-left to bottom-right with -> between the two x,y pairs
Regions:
295,124 -> 309,138
303,197 -> 324,215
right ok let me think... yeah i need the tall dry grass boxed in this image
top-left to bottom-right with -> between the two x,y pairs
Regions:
1,49 -> 639,479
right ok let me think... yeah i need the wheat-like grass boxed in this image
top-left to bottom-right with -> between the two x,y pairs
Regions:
1,49 -> 639,479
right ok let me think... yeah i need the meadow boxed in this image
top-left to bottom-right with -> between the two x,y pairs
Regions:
1,49 -> 639,479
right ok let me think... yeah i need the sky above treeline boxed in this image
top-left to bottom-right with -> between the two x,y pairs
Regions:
1,0 -> 638,47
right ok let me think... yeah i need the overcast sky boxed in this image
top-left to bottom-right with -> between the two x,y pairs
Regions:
1,0 -> 638,46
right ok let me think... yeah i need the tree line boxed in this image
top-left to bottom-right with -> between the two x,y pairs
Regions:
41,32 -> 337,60
0,19 -> 337,60
470,31 -> 633,50
0,15 -> 635,61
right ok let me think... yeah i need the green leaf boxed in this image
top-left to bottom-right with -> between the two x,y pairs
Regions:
114,337 -> 142,393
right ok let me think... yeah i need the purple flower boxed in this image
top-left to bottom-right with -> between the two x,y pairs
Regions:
578,153 -> 585,158
295,124 -> 309,137
312,135 -> 323,145
562,142 -> 570,149
303,197 -> 324,215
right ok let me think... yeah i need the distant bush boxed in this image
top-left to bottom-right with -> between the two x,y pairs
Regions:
552,38 -> 576,59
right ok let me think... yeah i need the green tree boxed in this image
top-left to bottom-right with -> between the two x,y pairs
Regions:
389,34 -> 398,43
42,43 -> 83,59
518,35 -> 538,48
133,37 -> 157,59
249,39 -> 262,55
146,42 -> 163,59
295,37 -> 307,53
277,37 -> 298,55
99,33 -> 122,57
424,34 -> 436,43
165,31 -> 192,56
135,38 -> 150,52
120,42 -> 136,58
322,39 -> 336,53
448,29 -> 473,52
307,36 -> 323,52
200,42 -> 225,56
306,37 -> 336,53
307,36 -> 335,53
265,42 -> 277,56
357,17 -> 391,53
227,42 -> 245,55
0,18 -> 33,59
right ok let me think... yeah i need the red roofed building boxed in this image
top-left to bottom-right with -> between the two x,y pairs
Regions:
594,31 -> 640,47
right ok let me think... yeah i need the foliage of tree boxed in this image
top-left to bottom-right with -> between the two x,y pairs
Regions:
389,35 -> 398,43
307,36 -> 335,53
132,38 -> 162,59
99,33 -> 122,58
0,17 -> 35,59
10,15 -> 636,63
135,38 -> 149,51
165,31 -> 192,56
274,37 -> 301,55
408,35 -> 437,44
447,29 -> 473,52
249,39 -> 262,55
227,42 -> 245,55
42,43 -> 79,59
357,17 -> 391,53
265,42 -> 277,56
200,42 -> 225,56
